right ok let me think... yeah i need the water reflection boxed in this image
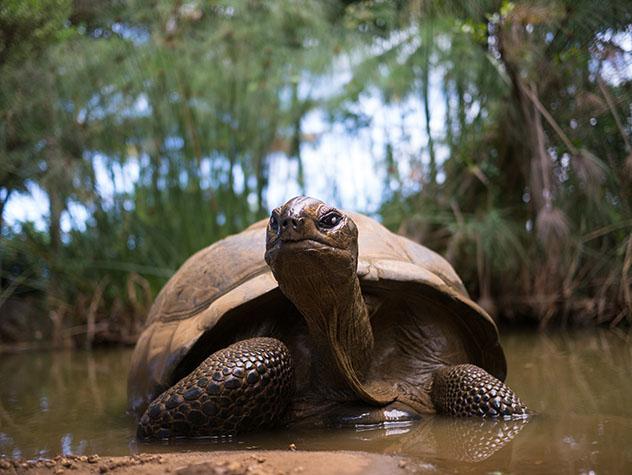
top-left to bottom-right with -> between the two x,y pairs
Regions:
1,330 -> 631,473
383,417 -> 530,463
0,349 -> 133,459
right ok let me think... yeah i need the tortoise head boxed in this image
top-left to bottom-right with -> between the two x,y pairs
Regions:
264,196 -> 359,282
264,196 -> 361,313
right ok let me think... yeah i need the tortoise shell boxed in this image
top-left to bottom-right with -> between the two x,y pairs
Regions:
127,212 -> 506,415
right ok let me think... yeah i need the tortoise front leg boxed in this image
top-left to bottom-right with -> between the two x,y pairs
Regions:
431,364 -> 528,418
137,337 -> 294,439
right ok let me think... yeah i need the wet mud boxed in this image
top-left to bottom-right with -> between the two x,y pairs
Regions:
0,450 -> 413,475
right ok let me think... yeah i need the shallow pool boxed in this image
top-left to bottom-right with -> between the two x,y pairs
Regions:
1,330 -> 631,473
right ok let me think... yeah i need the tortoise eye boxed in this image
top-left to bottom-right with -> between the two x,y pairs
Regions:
319,212 -> 342,228
269,215 -> 279,231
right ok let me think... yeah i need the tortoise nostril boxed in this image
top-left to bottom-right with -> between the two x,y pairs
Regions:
280,216 -> 303,232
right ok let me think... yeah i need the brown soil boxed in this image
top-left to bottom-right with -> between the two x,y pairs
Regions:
0,450 -> 420,475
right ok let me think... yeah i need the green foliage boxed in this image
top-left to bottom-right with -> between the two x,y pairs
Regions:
0,0 -> 631,346
1,0 -> 345,345
360,0 -> 632,326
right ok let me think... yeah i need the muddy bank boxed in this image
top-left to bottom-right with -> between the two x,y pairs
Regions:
0,450 -> 421,475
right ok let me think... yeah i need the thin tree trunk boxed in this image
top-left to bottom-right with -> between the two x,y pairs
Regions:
289,81 -> 305,194
443,80 -> 454,152
455,74 -> 467,140
46,181 -> 65,340
49,188 -> 63,256
0,189 -> 11,290
254,150 -> 268,217
420,24 -> 436,185
227,149 -> 237,231
85,277 -> 107,350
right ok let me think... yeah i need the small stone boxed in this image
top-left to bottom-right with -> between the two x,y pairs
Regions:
398,460 -> 407,468
88,455 -> 101,464
289,443 -> 297,451
61,458 -> 72,467
79,455 -> 88,462
0,460 -> 11,470
99,465 -> 109,473
45,460 -> 57,468
55,469 -> 65,475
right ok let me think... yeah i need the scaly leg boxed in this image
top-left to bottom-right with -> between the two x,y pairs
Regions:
431,364 -> 528,418
137,337 -> 294,439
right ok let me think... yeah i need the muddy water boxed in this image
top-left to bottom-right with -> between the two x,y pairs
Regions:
1,330 -> 631,473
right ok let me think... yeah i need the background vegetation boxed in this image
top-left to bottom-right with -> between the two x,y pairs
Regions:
1,0 -> 631,348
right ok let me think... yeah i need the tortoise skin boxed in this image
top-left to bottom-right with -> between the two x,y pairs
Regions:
137,338 -> 293,439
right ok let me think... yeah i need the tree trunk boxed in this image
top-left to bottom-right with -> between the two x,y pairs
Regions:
254,151 -> 268,218
289,81 -> 305,194
419,23 -> 436,185
47,183 -> 65,323
0,189 -> 9,290
49,189 -> 63,256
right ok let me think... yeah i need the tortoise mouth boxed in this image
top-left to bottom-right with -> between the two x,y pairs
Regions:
266,236 -> 353,262
266,236 -> 346,259
278,238 -> 337,251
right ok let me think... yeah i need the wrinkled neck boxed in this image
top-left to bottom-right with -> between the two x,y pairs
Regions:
277,268 -> 374,396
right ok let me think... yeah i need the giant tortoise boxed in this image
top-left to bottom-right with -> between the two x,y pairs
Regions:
129,196 -> 527,439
